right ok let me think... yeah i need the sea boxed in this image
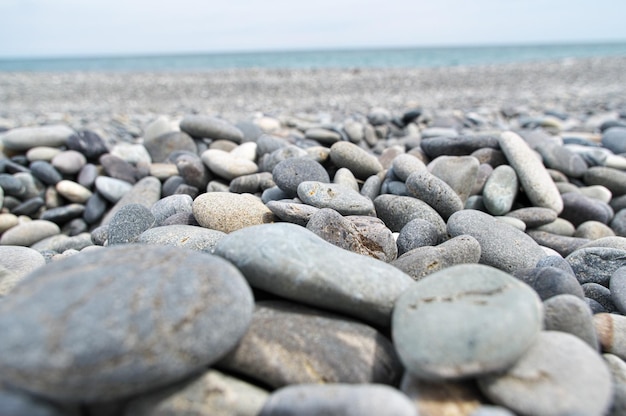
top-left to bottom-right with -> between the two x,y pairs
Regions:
1,42 -> 626,72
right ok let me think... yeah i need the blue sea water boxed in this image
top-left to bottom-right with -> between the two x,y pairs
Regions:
1,42 -> 626,72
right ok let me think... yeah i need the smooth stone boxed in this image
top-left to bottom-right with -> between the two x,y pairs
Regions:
584,283 -> 618,313
610,267 -> 626,314
148,163 -> 179,180
580,185 -> 613,204
534,217 -> 576,236
259,384 -> 416,416
67,130 -> 108,160
0,220 -> 60,246
612,209 -> 626,237
602,127 -> 626,154
526,230 -> 590,257
55,180 -> 92,203
110,143 -> 151,166
29,161 -> 63,186
506,207 -> 558,228
391,235 -> 481,281
374,194 -> 447,241
2,125 -> 73,151
229,172 -> 275,194
214,223 -> 414,327
333,167 -> 359,191
272,157 -> 330,197
258,145 -> 308,173
11,196 -> 44,216
580,236 -> 626,251
94,176 -> 133,203
107,203 -> 155,245
173,153 -> 211,189
201,149 -> 258,181
595,313 -> 626,360
304,127 -> 341,144
391,153 -> 427,181
297,181 -> 374,216
0,213 -> 19,233
603,354 -> 626,416
396,218 -> 440,256
471,148 -> 507,167
495,215 -> 526,231
428,155 -> 480,203
99,154 -> 137,185
261,185 -> 290,203
0,174 -> 25,197
0,246 -> 46,296
180,115 -> 243,143
160,212 -> 198,227
137,225 -> 226,253
306,208 -> 397,262
51,150 -> 86,176
584,167 -> 626,196
448,209 -> 546,273
421,127 -> 458,139
329,141 -> 383,179
605,154 -> 626,169
14,172 -> 44,199
544,294 -> 599,349
575,220 -> 616,239
83,193 -> 109,225
534,141 -> 588,178
588,297 -> 608,314
561,192 -> 612,226
39,204 -> 85,225
482,165 -> 518,215
143,131 -> 197,163
30,233 -> 93,253
218,301 -> 402,388
498,131 -> 563,213
193,192 -> 273,233
150,194 -> 193,226
513,266 -> 584,300
124,369 -> 268,416
393,264 -> 543,380
566,247 -> 626,286
344,120 -> 364,143
77,163 -> 99,188
266,200 -> 319,226
0,245 -> 253,402
420,134 -> 499,158
230,142 -> 257,160
405,169 -> 463,221
479,331 -> 613,416
0,385 -> 66,416
209,139 -> 237,152
26,146 -> 62,162
256,134 -> 289,156
400,375 -> 483,416
101,176 -> 162,225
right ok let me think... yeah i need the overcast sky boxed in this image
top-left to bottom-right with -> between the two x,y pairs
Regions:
1,0 -> 625,58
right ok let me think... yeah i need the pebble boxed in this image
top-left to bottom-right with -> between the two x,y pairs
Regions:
15,172 -> 44,199
230,171 -> 275,193
99,154 -> 137,184
329,141 -> 383,179
0,246 -> 46,296
610,266 -> 626,314
595,313 -> 626,360
271,157 -> 330,196
601,126 -> 626,154
580,184 -> 613,203
77,163 -> 99,188
214,223 -> 413,327
0,174 -> 25,197
612,209 -> 626,237
0,213 -> 19,233
374,194 -> 447,240
179,115 -> 243,143
392,264 -> 543,380
583,283 -> 618,313
83,193 -> 109,224
29,161 -> 63,185
12,196 -> 45,216
333,167 -> 359,191
25,146 -> 62,162
543,294 -> 599,349
478,331 -> 613,416
192,192 -> 273,233
405,169 -> 463,220
173,152 -> 211,189
575,220 -> 616,239
143,131 -> 197,163
566,246 -> 626,286
428,155 -> 479,203
66,130 -> 108,160
482,165 -> 518,215
201,148 -> 258,180
110,143 -> 152,166
391,235 -> 481,281
396,218 -> 440,256
218,300 -> 402,388
265,200 -> 319,226
137,224 -> 225,252
506,207 -> 558,228
107,203 -> 155,245
420,134 -> 499,158
533,217 -> 576,236
101,176 -> 161,224
31,233 -> 93,253
604,354 -> 626,416
0,245 -> 254,402
304,127 -> 342,144
0,220 -> 60,246
297,181 -> 374,215
39,203 -> 85,225
448,209 -> 546,273
498,131 -> 563,213
149,194 -> 193,226
584,167 -> 626,196
259,384 -> 416,416
1,125 -> 74,151
561,192 -> 613,226
513,266 -> 584,300
51,150 -> 86,175
306,208 -> 397,262
534,141 -> 588,178
55,180 -> 92,203
94,176 -> 133,203
400,375 -> 482,416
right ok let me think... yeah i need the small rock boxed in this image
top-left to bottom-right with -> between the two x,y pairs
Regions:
543,294 -> 599,349
180,115 -> 243,143
107,203 -> 155,245
297,181 -> 374,216
192,192 -> 273,233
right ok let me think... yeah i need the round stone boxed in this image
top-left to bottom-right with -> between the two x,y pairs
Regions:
174,153 -> 211,189
428,155 -> 480,203
192,192 -> 274,233
396,218 -> 440,256
143,131 -> 197,163
297,181 -> 374,216
406,169 -> 464,220
329,141 -> 383,179
374,194 -> 447,240
201,149 -> 258,181
543,294 -> 599,349
51,150 -> 87,175
0,220 -> 60,246
0,245 -> 254,402
180,115 -> 243,143
107,203 -> 156,245
513,266 -> 584,300
55,180 -> 92,203
99,154 -> 137,184
478,331 -> 613,416
602,127 -> 626,154
392,264 -> 543,380
137,224 -> 226,253
566,247 -> 626,286
0,246 -> 46,296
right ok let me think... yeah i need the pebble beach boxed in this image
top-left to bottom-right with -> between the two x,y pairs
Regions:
1,56 -> 626,415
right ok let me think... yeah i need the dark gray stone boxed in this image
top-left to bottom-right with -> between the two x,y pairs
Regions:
561,192 -> 613,226
374,194 -> 447,241
11,196 -> 45,216
0,174 -> 25,197
526,230 -> 590,257
229,172 -> 275,194
396,218 -> 439,256
180,115 -> 243,143
329,141 -> 383,179
583,283 -> 618,313
99,154 -> 137,184
150,194 -> 193,226
40,203 -> 85,225
266,200 -> 319,226
584,167 -> 626,196
107,203 -> 155,245
566,247 -> 626,286
420,135 -> 499,158
174,153 -> 211,189
0,245 -> 254,401
513,266 -> 584,300
29,161 -> 63,186
506,207 -> 558,228
83,193 -> 109,225
67,130 -> 108,160
272,158 -> 330,197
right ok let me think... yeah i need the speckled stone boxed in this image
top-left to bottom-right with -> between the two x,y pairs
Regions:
482,165 -> 519,215
506,207 -> 558,228
479,331 -> 613,416
566,247 -> 626,286
543,294 -> 599,349
218,301 -> 402,388
396,218 -> 440,256
150,194 -> 193,226
297,181 -> 375,216
393,264 -> 543,380
610,267 -> 626,315
180,115 -> 243,143
561,192 -> 613,226
137,224 -> 225,253
2,125 -> 74,151
329,141 -> 383,179
272,157 -> 330,197
391,153 -> 427,181
0,245 -> 254,402
265,200 -> 320,226
428,155 -> 480,203
214,223 -> 413,327
107,203 -> 156,245
584,283 -> 618,313
193,192 -> 274,233
513,266 -> 584,300
101,176 -> 162,225
0,220 -> 60,246
0,246 -> 46,296
229,172 -> 275,194
374,194 -> 447,240
406,169 -> 464,220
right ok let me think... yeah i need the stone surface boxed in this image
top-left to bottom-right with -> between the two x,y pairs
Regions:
393,264 -> 543,380
2,125 -> 74,151
584,167 -> 626,196
107,203 -> 155,245
513,266 -> 584,300
272,157 -> 330,196
506,207 -> 558,228
400,375 -> 483,416
604,353 -> 626,416
144,131 -> 197,163
51,150 -> 86,175
374,194 -> 447,240
214,223 -> 413,327
329,141 -> 383,179
101,176 -> 162,225
192,192 -> 274,233
0,220 -> 60,246
428,155 -> 480,203
180,115 -> 243,143
396,218 -> 440,256
150,194 -> 193,226
29,161 -> 63,185
94,176 -> 133,203
0,245 -> 254,402
137,224 -> 226,252
543,294 -> 599,349
405,169 -> 464,220
218,301 -> 402,388
297,181 -> 375,216
566,247 -> 626,286
266,200 -> 319,226
67,130 -> 108,160
201,149 -> 258,181
482,165 -> 518,215
561,192 -> 612,226
0,246 -> 46,296
479,331 -> 613,416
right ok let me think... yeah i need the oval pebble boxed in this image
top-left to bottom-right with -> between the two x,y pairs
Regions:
193,192 -> 273,233
143,131 -> 197,163
428,155 -> 480,203
180,115 -> 243,143
543,294 -> 599,349
329,141 -> 383,179
297,181 -> 374,216
2,125 -> 74,151
29,161 -> 63,186
51,150 -> 86,175
94,176 -> 133,203
107,203 -> 155,245
101,176 -> 162,225
67,130 -> 108,160
265,200 -> 319,226
482,165 -> 518,215
201,149 -> 258,181
137,224 -> 226,252
405,169 -> 463,220
584,167 -> 626,196
610,266 -> 626,314
374,194 -> 447,240
0,245 -> 253,402
150,194 -> 193,226
0,246 -> 46,296
0,220 -> 60,246
272,157 -> 330,196
396,218 -> 440,256
393,264 -> 543,380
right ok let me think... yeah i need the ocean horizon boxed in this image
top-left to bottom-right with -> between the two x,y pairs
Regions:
1,41 -> 626,72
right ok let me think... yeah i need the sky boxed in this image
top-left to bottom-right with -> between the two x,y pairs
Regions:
1,0 -> 626,58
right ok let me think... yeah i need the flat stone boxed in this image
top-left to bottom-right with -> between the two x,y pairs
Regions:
218,301 -> 402,388
374,194 -> 447,240
150,194 -> 193,226
144,131 -> 197,163
193,192 -> 273,233
99,154 -> 137,185
2,125 -> 74,151
584,167 -> 626,196
580,236 -> 626,251
0,220 -> 60,246
137,224 -> 226,253
513,266 -> 584,300
94,176 -> 133,203
0,245 -> 253,402
11,196 -> 45,217
67,130 -> 108,160
173,153 -> 211,189
297,181 -> 374,216
329,141 -> 383,179
543,294 -> 599,349
55,180 -> 92,203
201,149 -> 258,181
428,155 -> 480,203
505,207 -> 558,228
40,204 -> 85,226
561,192 -> 613,226
391,235 -> 481,281
0,246 -> 46,296
566,247 -> 626,286
396,218 -> 440,256
26,146 -> 62,162
0,174 -> 25,197
526,230 -> 590,257
259,384 -> 416,416
304,127 -> 342,145
482,165 -> 518,215
534,217 -> 576,236
393,264 -> 543,380
405,169 -> 464,220
107,203 -> 155,245
391,153 -> 427,181
266,200 -> 319,226
448,209 -> 546,273
575,221 -> 615,239
214,223 -> 413,327
580,184 -> 613,203
51,150 -> 86,175
478,331 -> 613,416
420,134 -> 499,158
498,131 -> 563,213
180,115 -> 243,143
14,172 -> 44,199
30,233 -> 93,253
101,176 -> 162,225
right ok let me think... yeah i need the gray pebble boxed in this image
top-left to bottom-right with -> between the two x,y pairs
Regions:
201,149 -> 257,181
405,169 -> 463,220
534,217 -> 576,236
603,353 -> 626,416
77,163 -> 99,188
192,192 -> 273,233
29,161 -> 63,186
580,236 -> 626,251
143,131 -> 197,163
0,385 -> 66,416
534,141 -> 588,178
602,126 -> 626,154
51,150 -> 86,175
612,208 -> 626,237
583,283 -> 618,313
575,220 -> 616,239
174,152 -> 211,189
40,203 -> 85,226
506,207 -> 558,228
584,167 -> 626,196
420,134 -> 499,158
391,153 -> 426,181
95,176 -> 133,203
329,141 -> 383,179
297,181 -> 374,216
0,246 -> 46,296
482,165 -> 518,215
272,157 -> 329,196
137,224 -> 226,252
83,193 -> 109,225
513,266 -> 584,300
31,233 -> 93,253
229,172 -> 275,194
561,192 -> 613,226
107,203 -> 155,245
374,194 -> 447,240
566,246 -> 626,286
0,174 -> 25,197
0,220 -> 60,246
259,145 -> 308,172
333,167 -> 359,191
67,130 -> 108,160
304,127 -> 342,144
526,230 -> 590,257
265,200 -> 319,226
428,155 -> 480,203
396,218 -> 439,256
180,115 -> 243,143
150,194 -> 193,226
2,125 -> 74,151
101,176 -> 162,225
543,294 -> 599,349
99,154 -> 137,184
610,266 -> 626,314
